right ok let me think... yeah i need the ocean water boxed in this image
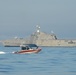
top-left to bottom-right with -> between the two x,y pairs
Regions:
0,46 -> 76,75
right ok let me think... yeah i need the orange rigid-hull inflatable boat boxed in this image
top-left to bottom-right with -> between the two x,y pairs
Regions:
13,44 -> 41,54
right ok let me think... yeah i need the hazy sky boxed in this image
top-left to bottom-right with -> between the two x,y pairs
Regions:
0,0 -> 76,39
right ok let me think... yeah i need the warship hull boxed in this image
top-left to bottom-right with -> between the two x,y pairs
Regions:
1,26 -> 76,47
2,39 -> 76,47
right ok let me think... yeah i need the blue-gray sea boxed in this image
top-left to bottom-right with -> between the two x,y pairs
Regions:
0,46 -> 76,75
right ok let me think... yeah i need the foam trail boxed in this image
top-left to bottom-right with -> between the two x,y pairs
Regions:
0,51 -> 6,54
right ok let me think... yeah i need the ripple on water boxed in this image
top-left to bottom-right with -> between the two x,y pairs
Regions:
0,64 -> 14,74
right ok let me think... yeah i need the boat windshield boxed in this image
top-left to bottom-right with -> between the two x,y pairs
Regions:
21,44 -> 38,50
22,47 -> 26,50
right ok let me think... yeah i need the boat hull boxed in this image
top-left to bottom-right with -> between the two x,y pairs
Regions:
13,49 -> 41,54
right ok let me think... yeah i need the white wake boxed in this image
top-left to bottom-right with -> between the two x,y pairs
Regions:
0,51 -> 6,54
0,51 -> 14,54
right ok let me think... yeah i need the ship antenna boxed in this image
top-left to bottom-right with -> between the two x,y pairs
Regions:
51,30 -> 54,34
36,25 -> 40,33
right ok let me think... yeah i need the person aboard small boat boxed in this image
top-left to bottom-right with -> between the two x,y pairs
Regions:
22,47 -> 26,50
21,46 -> 29,50
26,46 -> 29,50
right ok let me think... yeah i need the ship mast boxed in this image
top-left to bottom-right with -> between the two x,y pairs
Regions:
36,25 -> 40,33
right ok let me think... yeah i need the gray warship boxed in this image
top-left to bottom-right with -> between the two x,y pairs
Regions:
1,25 -> 76,47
